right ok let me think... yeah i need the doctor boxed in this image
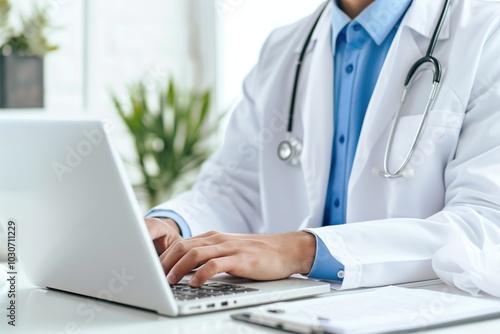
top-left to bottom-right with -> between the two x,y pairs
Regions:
146,0 -> 500,290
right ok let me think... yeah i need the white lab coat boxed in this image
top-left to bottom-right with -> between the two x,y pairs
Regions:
155,0 -> 500,289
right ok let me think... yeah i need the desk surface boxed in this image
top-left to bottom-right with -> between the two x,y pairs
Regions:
1,263 -> 500,334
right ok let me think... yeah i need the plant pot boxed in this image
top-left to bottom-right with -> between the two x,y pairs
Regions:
0,53 -> 44,108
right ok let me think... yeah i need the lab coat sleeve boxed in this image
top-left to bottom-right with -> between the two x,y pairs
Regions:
306,26 -> 500,290
145,209 -> 192,238
150,66 -> 263,237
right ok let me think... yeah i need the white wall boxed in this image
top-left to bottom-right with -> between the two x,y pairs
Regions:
216,0 -> 325,110
83,0 -> 196,187
85,0 -> 193,115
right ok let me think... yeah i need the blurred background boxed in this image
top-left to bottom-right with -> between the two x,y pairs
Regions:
0,0 -> 324,212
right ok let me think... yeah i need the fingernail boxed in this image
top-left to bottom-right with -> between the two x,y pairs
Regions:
189,277 -> 199,287
167,273 -> 176,284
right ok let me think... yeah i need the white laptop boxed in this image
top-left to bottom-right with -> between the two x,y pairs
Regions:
0,119 -> 330,316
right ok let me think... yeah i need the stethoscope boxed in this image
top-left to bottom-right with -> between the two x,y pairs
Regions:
278,0 -> 452,179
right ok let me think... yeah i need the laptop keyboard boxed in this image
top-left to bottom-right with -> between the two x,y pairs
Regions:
171,282 -> 259,301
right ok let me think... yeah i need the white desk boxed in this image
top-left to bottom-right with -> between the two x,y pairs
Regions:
1,264 -> 500,334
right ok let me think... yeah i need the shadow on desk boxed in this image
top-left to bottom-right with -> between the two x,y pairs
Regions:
21,288 -> 160,329
13,288 -> 261,334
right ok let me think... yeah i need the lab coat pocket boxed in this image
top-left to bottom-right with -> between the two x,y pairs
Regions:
387,110 -> 464,177
384,110 -> 464,217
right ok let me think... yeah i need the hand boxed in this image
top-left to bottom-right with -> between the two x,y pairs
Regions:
145,218 -> 183,256
160,231 -> 317,287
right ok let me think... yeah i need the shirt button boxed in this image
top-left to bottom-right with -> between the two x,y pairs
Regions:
334,198 -> 340,208
339,135 -> 345,144
337,270 -> 345,279
346,64 -> 354,73
353,24 -> 361,31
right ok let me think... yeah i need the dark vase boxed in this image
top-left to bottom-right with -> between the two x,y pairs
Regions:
0,53 -> 44,108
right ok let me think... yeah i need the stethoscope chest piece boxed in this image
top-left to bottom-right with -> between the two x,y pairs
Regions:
276,1 -> 329,167
278,137 -> 303,166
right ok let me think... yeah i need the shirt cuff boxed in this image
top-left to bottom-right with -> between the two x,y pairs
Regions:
145,209 -> 192,238
304,231 -> 345,281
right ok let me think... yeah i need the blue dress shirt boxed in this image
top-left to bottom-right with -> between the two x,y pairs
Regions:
147,0 -> 413,281
309,0 -> 412,281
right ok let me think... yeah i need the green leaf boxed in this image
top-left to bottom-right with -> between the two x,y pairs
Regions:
6,3 -> 60,56
111,77 -> 220,207
0,0 -> 11,29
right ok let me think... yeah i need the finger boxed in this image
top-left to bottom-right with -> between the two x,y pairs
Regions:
145,218 -> 170,240
153,239 -> 168,256
189,230 -> 220,240
188,257 -> 235,287
159,232 -> 227,264
145,218 -> 171,254
166,244 -> 227,285
160,237 -> 219,275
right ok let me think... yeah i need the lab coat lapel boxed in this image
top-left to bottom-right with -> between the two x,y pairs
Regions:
299,10 -> 334,228
348,0 -> 451,192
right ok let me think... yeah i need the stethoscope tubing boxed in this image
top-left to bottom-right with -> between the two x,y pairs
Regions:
280,0 -> 452,177
286,1 -> 330,133
381,0 -> 451,178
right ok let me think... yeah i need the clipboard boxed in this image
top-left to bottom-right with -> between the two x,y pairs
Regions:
231,286 -> 500,334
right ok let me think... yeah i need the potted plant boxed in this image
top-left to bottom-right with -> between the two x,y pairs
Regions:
0,0 -> 58,108
112,79 -> 220,208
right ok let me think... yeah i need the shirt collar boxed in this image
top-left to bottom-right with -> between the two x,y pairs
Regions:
332,0 -> 413,46
331,1 -> 351,43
